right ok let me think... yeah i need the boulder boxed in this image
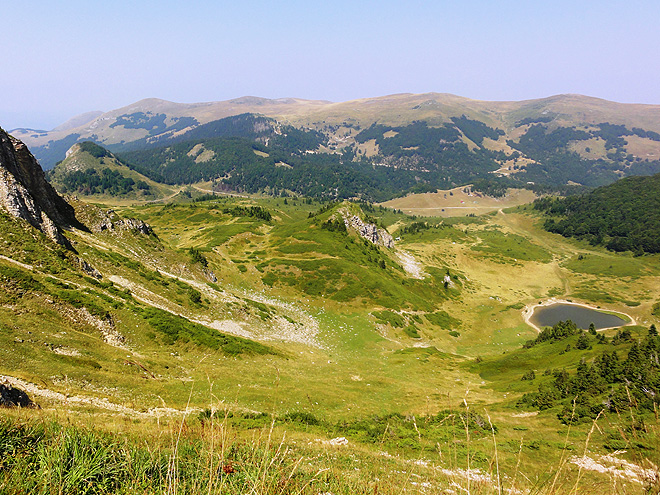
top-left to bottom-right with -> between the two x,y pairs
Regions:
0,383 -> 36,408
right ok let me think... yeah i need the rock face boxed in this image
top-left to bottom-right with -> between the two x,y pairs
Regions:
90,209 -> 154,236
344,215 -> 395,248
0,383 -> 35,408
0,127 -> 80,245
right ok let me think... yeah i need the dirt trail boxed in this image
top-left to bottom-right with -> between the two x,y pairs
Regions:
144,189 -> 181,204
1,374 -> 194,418
552,260 -> 571,295
192,185 -> 248,199
0,255 -> 34,271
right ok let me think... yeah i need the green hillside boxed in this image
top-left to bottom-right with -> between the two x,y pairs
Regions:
118,132 -> 427,202
475,320 -> 660,425
111,114 -> 660,202
508,121 -> 660,186
48,141 -> 174,201
114,116 -> 509,201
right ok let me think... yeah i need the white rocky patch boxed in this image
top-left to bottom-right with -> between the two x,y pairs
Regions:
341,210 -> 394,248
52,347 -> 81,357
396,250 -> 424,279
109,275 -> 322,348
60,302 -> 128,351
571,453 -> 658,484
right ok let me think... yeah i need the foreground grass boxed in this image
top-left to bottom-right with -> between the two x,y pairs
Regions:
1,403 -> 659,494
0,410 -> 488,495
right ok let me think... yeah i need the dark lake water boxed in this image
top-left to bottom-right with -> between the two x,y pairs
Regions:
530,303 -> 628,330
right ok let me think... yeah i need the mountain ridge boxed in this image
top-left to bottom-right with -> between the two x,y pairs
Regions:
11,92 -> 660,200
14,92 -> 660,152
52,110 -> 104,133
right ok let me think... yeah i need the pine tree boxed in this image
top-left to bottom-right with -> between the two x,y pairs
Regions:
576,332 -> 591,350
589,322 -> 597,335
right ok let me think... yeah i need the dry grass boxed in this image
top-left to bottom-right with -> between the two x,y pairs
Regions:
380,188 -> 537,217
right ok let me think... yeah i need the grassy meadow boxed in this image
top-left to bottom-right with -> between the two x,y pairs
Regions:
1,191 -> 660,493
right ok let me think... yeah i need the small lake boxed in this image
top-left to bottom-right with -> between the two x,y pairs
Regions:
530,303 -> 628,330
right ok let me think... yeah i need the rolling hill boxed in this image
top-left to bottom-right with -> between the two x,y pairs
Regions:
47,141 -> 174,201
12,94 -> 660,197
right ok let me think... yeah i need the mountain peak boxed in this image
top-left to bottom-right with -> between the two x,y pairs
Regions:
52,110 -> 104,132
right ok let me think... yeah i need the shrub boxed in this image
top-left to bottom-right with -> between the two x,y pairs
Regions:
282,412 -> 320,426
575,332 -> 591,350
142,307 -> 273,355
372,310 -> 405,328
188,247 -> 208,267
425,310 -> 461,329
188,287 -> 202,304
521,370 -> 536,381
0,265 -> 43,292
404,325 -> 421,338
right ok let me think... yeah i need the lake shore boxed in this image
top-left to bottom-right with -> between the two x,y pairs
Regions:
522,298 -> 636,333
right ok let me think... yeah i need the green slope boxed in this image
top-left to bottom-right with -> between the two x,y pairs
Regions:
48,142 -> 174,200
2,180 -> 660,492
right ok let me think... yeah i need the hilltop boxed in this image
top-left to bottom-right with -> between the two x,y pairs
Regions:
15,93 -> 660,152
48,141 -> 174,202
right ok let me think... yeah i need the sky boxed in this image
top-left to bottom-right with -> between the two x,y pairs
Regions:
4,0 -> 660,130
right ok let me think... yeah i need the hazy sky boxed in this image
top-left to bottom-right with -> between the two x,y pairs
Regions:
4,0 -> 660,130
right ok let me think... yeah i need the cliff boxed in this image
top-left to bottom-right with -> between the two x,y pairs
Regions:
0,127 -> 81,245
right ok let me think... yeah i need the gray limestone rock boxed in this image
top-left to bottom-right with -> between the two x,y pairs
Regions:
344,215 -> 394,248
90,209 -> 154,236
0,127 -> 80,245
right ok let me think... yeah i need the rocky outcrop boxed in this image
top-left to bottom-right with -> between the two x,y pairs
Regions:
0,127 -> 81,245
90,209 -> 154,236
344,215 -> 394,248
73,256 -> 103,279
0,382 -> 36,408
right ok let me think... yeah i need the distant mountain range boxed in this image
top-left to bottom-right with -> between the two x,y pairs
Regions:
12,93 -> 660,200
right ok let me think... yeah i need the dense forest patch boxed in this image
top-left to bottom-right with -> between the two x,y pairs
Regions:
534,173 -> 660,253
